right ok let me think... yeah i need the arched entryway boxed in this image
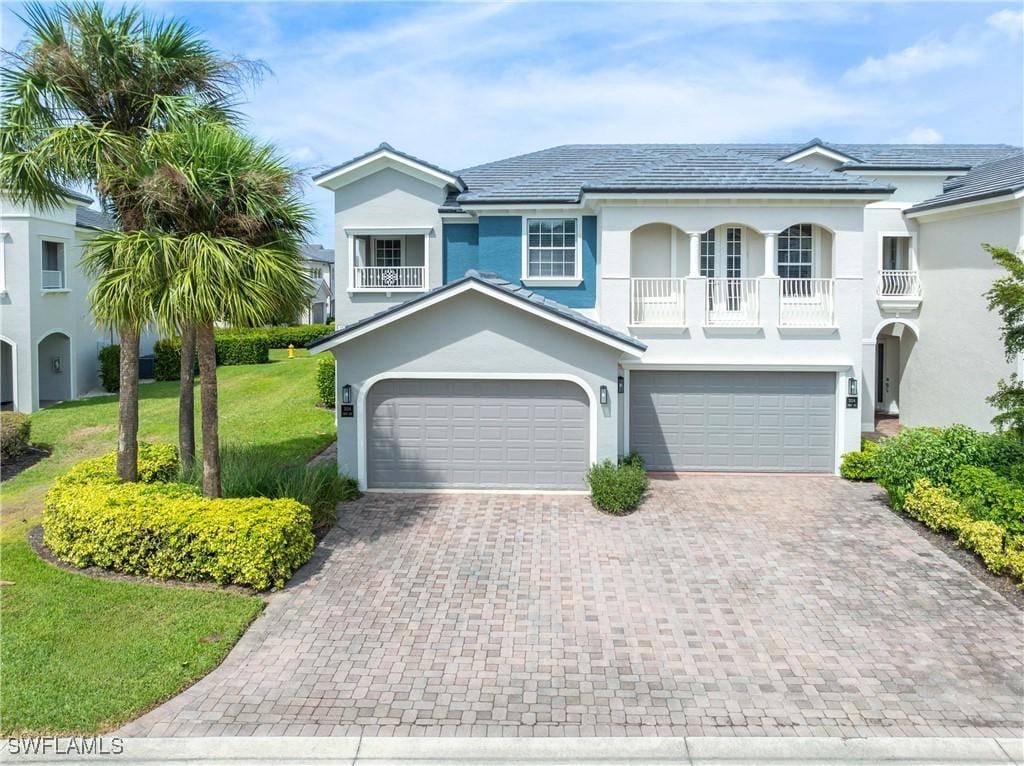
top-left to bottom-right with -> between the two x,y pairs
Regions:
1,336 -> 15,411
872,319 -> 919,432
37,331 -> 72,408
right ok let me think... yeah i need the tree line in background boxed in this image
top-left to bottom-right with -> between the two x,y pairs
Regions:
1,1 -> 313,497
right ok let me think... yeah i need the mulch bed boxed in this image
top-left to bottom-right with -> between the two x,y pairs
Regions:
27,526 -> 261,597
875,490 -> 1024,610
1,445 -> 51,482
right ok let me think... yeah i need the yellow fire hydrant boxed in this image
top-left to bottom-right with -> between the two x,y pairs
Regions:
287,343 -> 295,359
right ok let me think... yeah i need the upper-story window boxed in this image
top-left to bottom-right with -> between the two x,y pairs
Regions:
881,236 -> 911,271
309,267 -> 323,279
41,240 -> 66,290
525,218 -> 578,280
777,224 -> 813,279
699,230 -> 715,277
374,238 -> 403,268
725,227 -> 742,278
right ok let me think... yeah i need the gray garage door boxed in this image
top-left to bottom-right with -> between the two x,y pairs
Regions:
367,379 -> 590,489
629,371 -> 836,472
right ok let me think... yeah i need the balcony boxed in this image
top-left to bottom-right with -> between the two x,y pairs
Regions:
779,278 -> 835,328
351,266 -> 425,292
876,269 -> 922,313
705,278 -> 759,327
41,270 -> 65,290
630,278 -> 685,327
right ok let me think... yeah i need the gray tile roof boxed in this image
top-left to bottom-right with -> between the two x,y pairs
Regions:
75,206 -> 114,230
314,142 -> 465,189
301,243 -> 334,263
906,152 -> 1024,214
308,270 -> 646,353
443,142 -> 1019,209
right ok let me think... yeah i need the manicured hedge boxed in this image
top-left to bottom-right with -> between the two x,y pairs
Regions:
586,453 -> 649,514
903,478 -> 1024,583
98,345 -> 120,393
949,465 -> 1024,537
316,356 -> 335,408
43,444 -> 314,590
153,334 -> 270,381
1,412 -> 31,461
840,439 -> 879,481
258,324 -> 334,349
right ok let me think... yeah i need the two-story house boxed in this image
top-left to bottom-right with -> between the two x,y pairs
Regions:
1,191 -> 127,412
299,243 -> 335,325
308,141 -> 1022,491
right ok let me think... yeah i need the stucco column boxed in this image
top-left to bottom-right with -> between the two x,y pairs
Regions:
762,231 -> 778,277
686,231 -> 702,278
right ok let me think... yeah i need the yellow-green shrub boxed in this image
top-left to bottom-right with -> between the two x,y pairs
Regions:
902,478 -> 968,531
840,439 -> 878,481
956,520 -> 1008,573
42,445 -> 314,590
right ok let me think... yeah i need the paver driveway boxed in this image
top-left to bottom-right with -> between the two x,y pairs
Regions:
120,476 -> 1023,738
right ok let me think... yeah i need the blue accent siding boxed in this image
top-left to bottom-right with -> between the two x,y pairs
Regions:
442,215 -> 597,308
442,223 -> 479,284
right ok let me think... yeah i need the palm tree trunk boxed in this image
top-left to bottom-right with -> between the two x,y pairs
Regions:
116,325 -> 140,483
178,324 -> 197,469
197,321 -> 221,498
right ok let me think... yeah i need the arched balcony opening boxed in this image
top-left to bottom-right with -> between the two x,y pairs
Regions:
628,223 -> 687,327
773,223 -> 836,328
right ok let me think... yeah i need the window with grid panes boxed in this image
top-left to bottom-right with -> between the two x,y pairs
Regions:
527,219 -> 577,278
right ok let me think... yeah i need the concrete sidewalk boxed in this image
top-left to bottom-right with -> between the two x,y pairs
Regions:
2,737 -> 1021,765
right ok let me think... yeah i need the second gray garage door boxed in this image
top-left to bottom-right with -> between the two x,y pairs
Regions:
367,379 -> 590,489
629,371 -> 836,472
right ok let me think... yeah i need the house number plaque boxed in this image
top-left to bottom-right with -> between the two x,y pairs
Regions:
340,404 -> 354,418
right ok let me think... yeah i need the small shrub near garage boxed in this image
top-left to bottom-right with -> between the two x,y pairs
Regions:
1,412 -> 32,461
316,356 -> 335,407
586,454 -> 649,514
840,438 -> 879,481
43,444 -> 314,590
98,344 -> 120,392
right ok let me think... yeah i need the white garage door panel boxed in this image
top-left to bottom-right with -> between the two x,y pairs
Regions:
367,379 -> 590,489
630,371 -> 836,472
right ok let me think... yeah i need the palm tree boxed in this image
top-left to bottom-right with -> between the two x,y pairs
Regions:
0,1 -> 255,481
129,122 -> 312,497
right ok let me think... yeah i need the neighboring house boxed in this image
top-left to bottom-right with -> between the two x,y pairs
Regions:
298,243 -> 334,325
309,140 -> 1023,490
0,192 -> 156,412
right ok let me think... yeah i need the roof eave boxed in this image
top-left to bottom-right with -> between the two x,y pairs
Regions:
904,187 -> 1024,217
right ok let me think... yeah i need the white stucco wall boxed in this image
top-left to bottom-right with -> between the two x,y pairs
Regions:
331,168 -> 447,325
898,201 -> 1022,431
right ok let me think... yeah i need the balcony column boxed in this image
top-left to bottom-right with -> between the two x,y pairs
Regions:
762,231 -> 778,277
686,231 -> 702,278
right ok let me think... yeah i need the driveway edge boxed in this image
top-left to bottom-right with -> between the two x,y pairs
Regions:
2,736 -> 1020,765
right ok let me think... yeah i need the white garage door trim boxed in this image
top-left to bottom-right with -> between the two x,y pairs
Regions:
356,372 -> 598,490
622,364 -> 849,473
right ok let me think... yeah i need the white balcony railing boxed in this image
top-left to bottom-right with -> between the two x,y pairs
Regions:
779,278 -> 835,327
352,265 -> 425,291
877,269 -> 921,298
41,270 -> 65,290
630,277 -> 685,326
705,278 -> 759,326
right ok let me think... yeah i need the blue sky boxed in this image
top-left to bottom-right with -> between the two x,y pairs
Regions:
3,2 -> 1022,245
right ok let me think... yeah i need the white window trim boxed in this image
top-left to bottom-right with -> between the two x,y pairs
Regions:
876,230 -> 918,272
521,215 -> 583,287
39,236 -> 70,293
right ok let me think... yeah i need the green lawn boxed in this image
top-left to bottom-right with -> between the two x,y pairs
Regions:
0,349 -> 335,734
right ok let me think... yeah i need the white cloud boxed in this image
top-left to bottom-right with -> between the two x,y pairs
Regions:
987,9 -> 1024,39
843,37 -> 980,84
904,127 -> 944,144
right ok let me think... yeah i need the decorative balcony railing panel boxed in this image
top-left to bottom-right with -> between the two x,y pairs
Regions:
705,278 -> 759,327
41,270 -> 65,290
876,270 -> 921,298
779,278 -> 835,327
630,278 -> 685,326
352,266 -> 425,290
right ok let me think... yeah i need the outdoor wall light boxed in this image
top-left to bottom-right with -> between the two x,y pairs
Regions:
617,375 -> 625,393
600,385 -> 609,405
341,384 -> 352,404
848,378 -> 858,397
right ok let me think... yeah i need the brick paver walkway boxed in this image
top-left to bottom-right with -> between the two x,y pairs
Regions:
119,476 -> 1023,738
